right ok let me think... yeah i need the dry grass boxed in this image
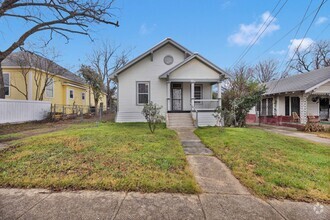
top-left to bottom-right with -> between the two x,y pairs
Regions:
0,123 -> 199,193
195,127 -> 330,203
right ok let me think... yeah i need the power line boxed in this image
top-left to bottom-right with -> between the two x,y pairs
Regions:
277,0 -> 313,73
269,0 -> 327,93
230,0 -> 288,69
252,5 -> 323,62
283,0 -> 326,74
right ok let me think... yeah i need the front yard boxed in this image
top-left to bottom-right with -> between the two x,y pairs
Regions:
195,127 -> 330,203
0,123 -> 199,193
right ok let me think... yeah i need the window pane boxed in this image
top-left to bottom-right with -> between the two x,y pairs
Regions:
4,87 -> 9,96
46,79 -> 53,97
285,96 -> 290,116
138,94 -> 148,104
3,74 -> 9,86
82,93 -> 85,100
291,97 -> 300,115
194,85 -> 202,100
261,99 -> 267,116
267,98 -> 273,116
70,90 -> 74,98
138,83 -> 148,93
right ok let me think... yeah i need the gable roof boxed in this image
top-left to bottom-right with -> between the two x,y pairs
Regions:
265,67 -> 330,95
111,38 -> 193,77
159,53 -> 228,79
2,51 -> 86,85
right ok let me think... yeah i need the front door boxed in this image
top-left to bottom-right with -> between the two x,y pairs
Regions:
172,83 -> 182,111
320,98 -> 329,120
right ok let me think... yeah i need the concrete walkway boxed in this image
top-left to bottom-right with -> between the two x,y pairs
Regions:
255,124 -> 330,145
0,128 -> 329,220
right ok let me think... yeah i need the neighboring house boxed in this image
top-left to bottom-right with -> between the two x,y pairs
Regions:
247,67 -> 330,126
2,51 -> 106,108
110,38 -> 228,126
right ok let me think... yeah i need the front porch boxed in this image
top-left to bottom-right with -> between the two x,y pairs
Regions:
165,81 -> 222,127
251,93 -> 330,127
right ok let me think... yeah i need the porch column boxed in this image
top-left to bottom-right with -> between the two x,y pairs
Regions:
300,94 -> 308,124
217,81 -> 222,108
167,81 -> 171,111
191,82 -> 195,108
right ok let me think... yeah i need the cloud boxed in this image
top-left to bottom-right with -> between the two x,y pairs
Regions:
139,23 -> 157,36
270,50 -> 286,55
315,16 -> 328,25
228,11 -> 280,46
221,0 -> 231,9
288,38 -> 314,57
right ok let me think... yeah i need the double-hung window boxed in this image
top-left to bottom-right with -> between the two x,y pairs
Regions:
194,84 -> 202,103
69,90 -> 74,99
45,78 -> 54,98
137,82 -> 149,105
3,73 -> 9,96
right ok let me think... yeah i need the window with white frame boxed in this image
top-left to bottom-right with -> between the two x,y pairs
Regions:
3,73 -> 9,96
194,84 -> 202,103
69,89 -> 74,99
137,82 -> 149,105
82,92 -> 85,100
45,78 -> 54,98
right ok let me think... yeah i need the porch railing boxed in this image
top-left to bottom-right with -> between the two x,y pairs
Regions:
193,99 -> 220,111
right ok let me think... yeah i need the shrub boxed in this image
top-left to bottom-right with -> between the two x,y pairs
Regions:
141,102 -> 165,133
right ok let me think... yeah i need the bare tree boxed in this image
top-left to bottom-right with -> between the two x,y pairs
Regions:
254,59 -> 279,83
7,52 -> 32,100
31,49 -> 63,100
290,40 -> 330,73
0,0 -> 119,98
89,42 -> 130,110
79,64 -> 103,114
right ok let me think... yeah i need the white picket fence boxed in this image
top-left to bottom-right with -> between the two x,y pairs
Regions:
0,99 -> 51,124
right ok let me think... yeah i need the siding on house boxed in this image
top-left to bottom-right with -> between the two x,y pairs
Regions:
116,44 -> 186,121
3,67 -> 106,107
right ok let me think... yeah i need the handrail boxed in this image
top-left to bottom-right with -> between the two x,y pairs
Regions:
191,103 -> 198,128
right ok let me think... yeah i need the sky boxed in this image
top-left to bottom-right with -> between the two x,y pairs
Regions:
1,0 -> 330,73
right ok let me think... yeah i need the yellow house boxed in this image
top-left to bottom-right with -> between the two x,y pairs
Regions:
2,52 -> 107,109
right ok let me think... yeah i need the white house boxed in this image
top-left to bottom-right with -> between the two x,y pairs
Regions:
110,38 -> 228,127
247,67 -> 330,126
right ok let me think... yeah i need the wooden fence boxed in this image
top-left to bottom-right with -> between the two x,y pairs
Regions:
0,99 -> 51,124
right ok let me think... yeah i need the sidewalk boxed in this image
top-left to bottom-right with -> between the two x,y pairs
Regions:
253,124 -> 330,145
1,128 -> 329,220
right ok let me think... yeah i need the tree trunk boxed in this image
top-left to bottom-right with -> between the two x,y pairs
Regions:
0,61 -> 5,98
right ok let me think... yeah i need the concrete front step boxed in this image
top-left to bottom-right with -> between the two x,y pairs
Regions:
167,113 -> 195,128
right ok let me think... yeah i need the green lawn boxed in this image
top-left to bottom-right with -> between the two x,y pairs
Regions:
0,123 -> 199,193
195,127 -> 330,203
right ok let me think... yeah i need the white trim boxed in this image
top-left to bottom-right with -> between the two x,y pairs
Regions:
136,81 -> 150,105
3,72 -> 10,97
69,89 -> 74,99
62,83 -> 87,90
305,79 -> 330,93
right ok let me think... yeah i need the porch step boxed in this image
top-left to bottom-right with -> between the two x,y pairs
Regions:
167,113 -> 195,128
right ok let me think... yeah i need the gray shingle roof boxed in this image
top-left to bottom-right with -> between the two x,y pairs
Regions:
265,67 -> 330,95
2,51 -> 85,85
